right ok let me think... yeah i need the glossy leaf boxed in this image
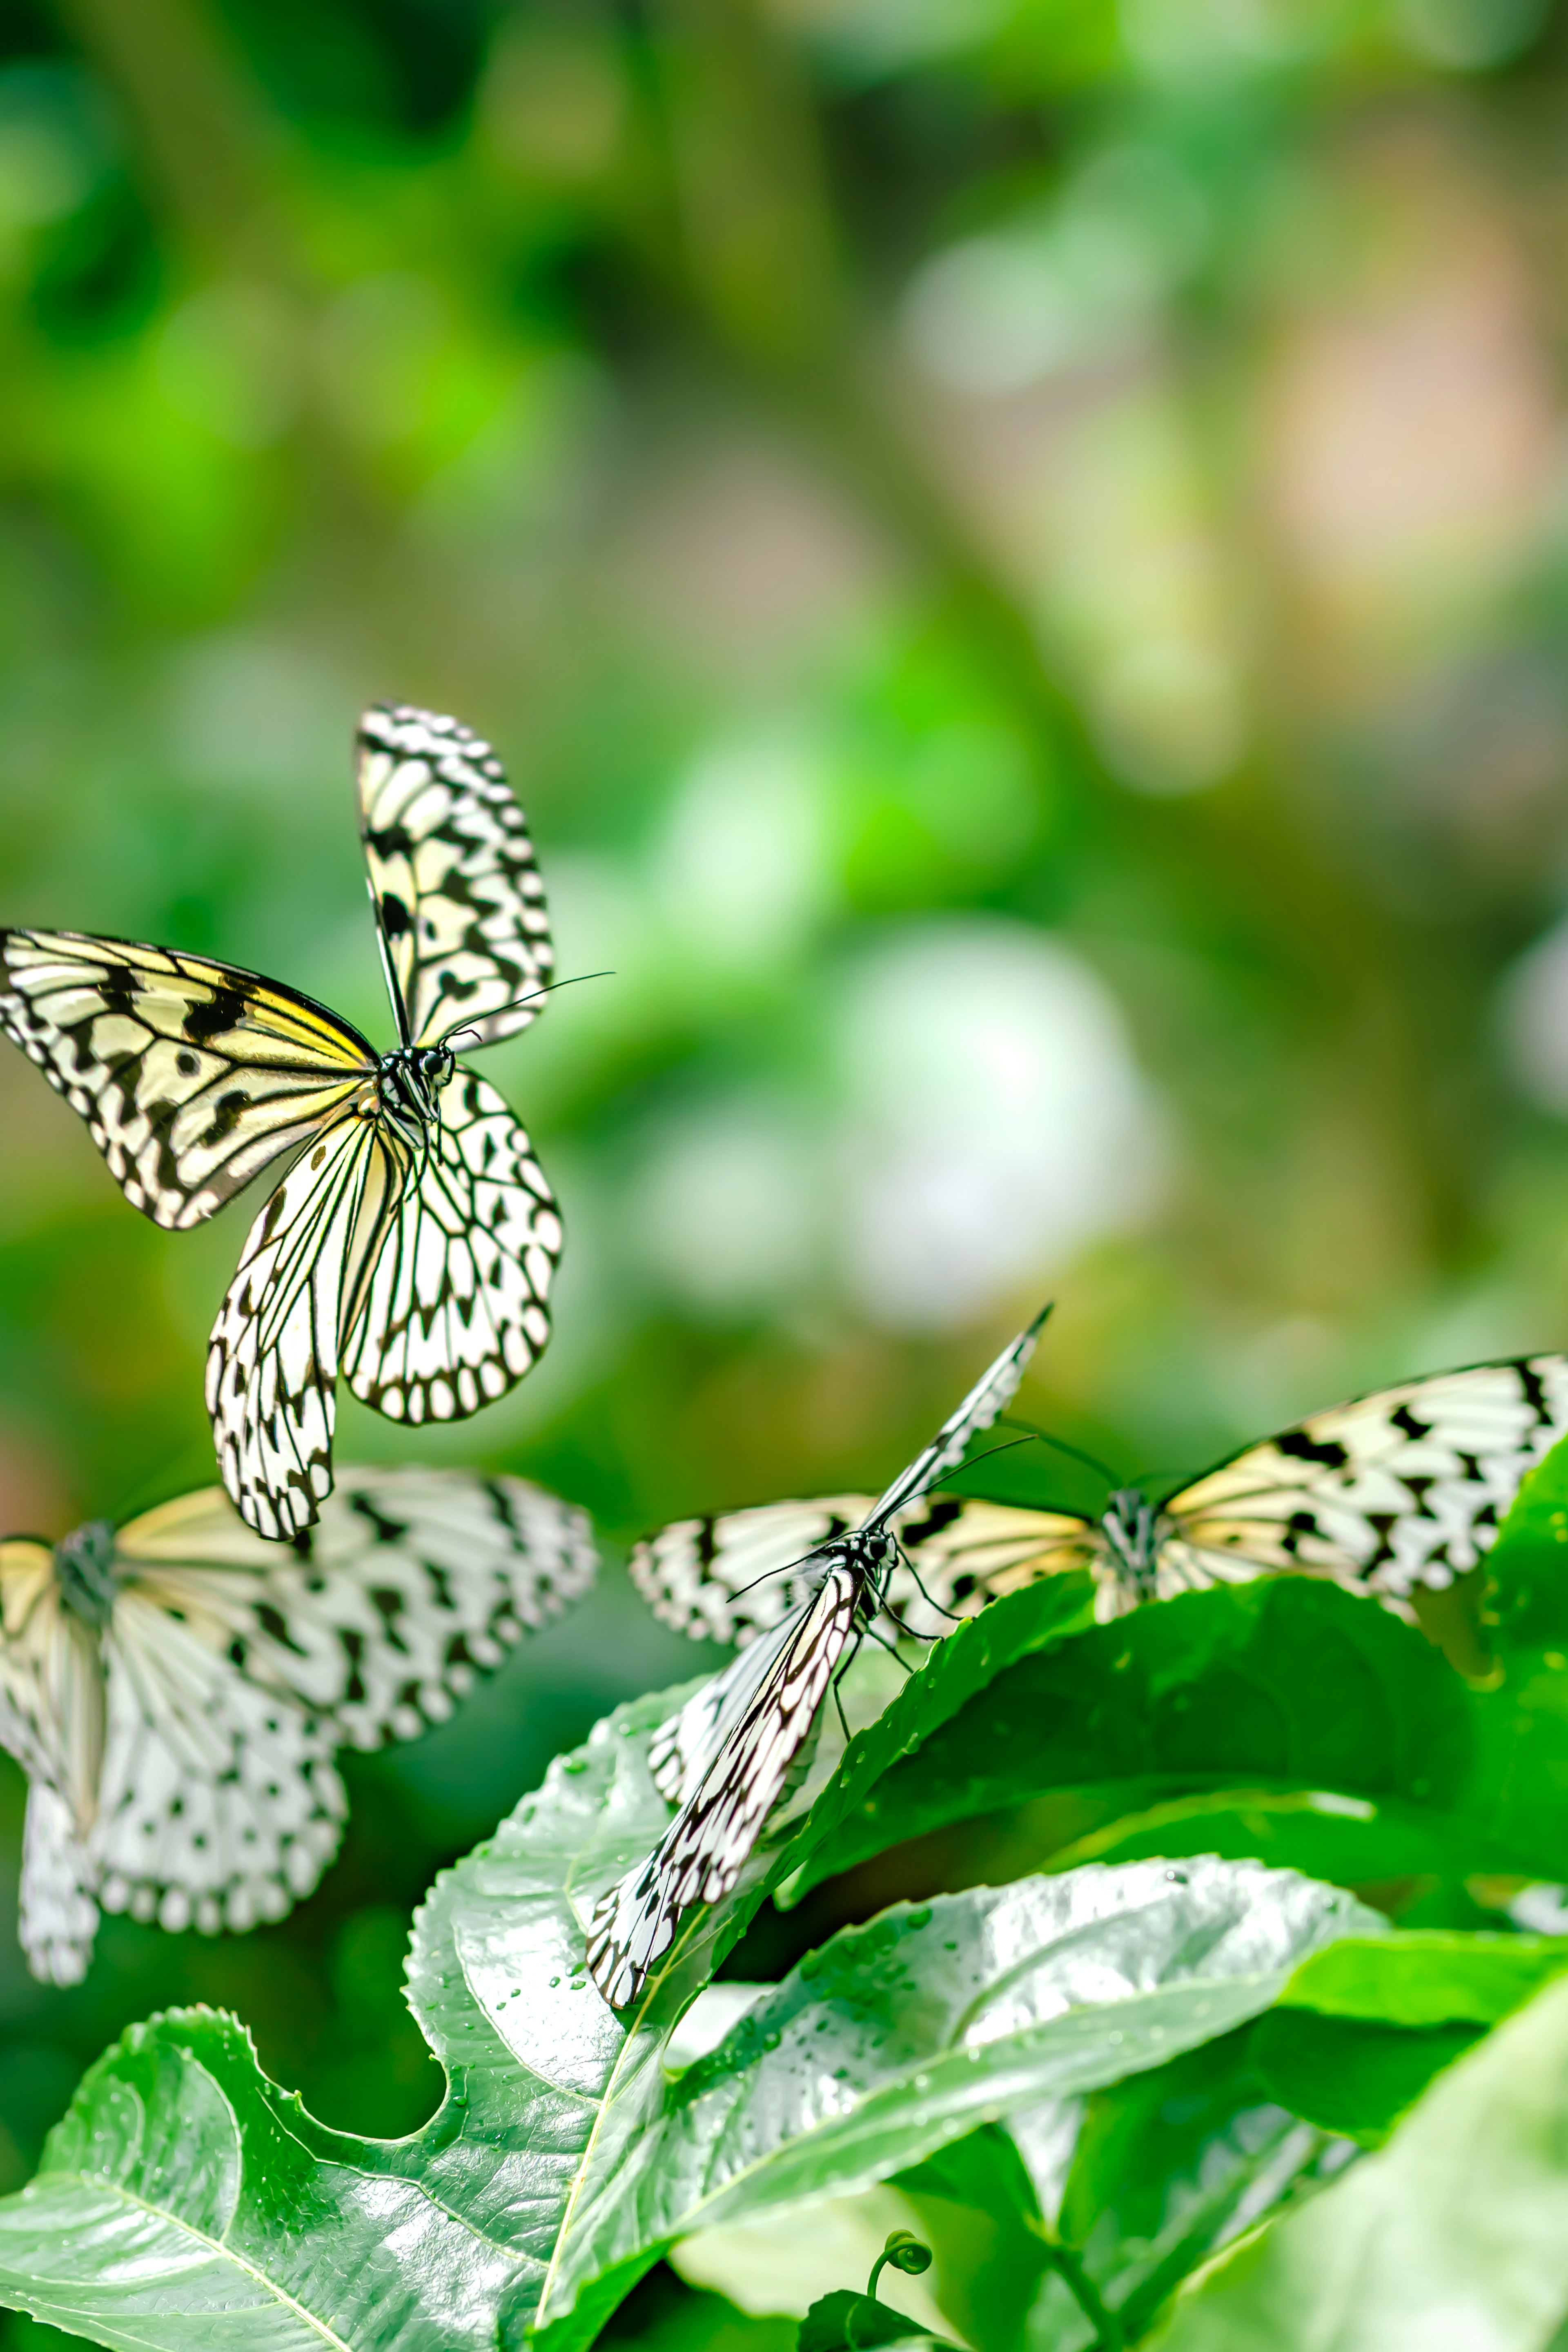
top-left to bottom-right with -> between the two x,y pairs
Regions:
1150,1973 -> 1568,2352
533,1858 -> 1379,2350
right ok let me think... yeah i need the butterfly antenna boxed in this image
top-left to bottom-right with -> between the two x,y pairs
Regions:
1001,1418 -> 1118,1484
721,1546 -> 838,1606
437,970 -> 615,1053
894,1432 -> 1038,1519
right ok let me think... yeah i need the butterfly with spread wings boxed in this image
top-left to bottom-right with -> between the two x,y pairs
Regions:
0,1463 -> 596,1984
630,1355 -> 1568,1644
0,704 -> 562,1538
586,1309 -> 1048,2010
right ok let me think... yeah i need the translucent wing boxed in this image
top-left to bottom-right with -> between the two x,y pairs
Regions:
357,704 -> 554,1052
1155,1356 -> 1568,1614
868,1307 -> 1049,1527
206,1115 -> 407,1538
341,1067 -> 560,1427
19,1784 -> 98,1987
115,1466 -> 597,1748
93,1590 -> 346,1940
0,929 -> 371,1229
629,1490 -> 1098,1649
889,1497 -> 1101,1636
587,1567 -> 859,2009
629,1496 -> 879,1648
0,1541 -> 107,1984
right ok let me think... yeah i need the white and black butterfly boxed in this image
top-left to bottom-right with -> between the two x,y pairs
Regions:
630,1355 -> 1568,1641
0,705 -> 561,1538
586,1310 -> 1047,2009
0,1463 -> 596,1984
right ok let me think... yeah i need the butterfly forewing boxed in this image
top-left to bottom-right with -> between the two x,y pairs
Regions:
588,1568 -> 858,2009
206,1116 -> 407,1538
1154,1356 -> 1568,1609
341,1068 -> 559,1426
357,704 -> 553,1051
867,1307 -> 1049,1526
115,1467 -> 597,1748
0,931 -> 372,1230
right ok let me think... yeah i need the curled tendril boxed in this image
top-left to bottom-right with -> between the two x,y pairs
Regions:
866,2230 -> 933,2302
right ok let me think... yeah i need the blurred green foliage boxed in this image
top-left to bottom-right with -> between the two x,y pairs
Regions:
4,0 -> 1568,2338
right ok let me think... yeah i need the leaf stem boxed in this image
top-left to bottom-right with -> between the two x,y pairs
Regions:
1032,2230 -> 1123,2352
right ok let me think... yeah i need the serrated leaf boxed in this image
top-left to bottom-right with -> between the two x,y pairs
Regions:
0,1679 -> 742,2352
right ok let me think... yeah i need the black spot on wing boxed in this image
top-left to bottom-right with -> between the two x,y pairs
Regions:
1275,1429 -> 1350,1470
181,988 -> 252,1043
378,893 -> 413,940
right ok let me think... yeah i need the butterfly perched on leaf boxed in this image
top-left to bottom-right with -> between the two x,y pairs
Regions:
0,705 -> 562,1538
587,1309 -> 1048,2010
0,1464 -> 596,1984
631,1355 -> 1568,1641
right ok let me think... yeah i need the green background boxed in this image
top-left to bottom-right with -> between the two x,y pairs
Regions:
2,0 -> 1568,2288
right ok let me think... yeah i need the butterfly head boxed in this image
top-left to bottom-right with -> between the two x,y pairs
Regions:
376,1042 -> 456,1147
1100,1487 -> 1164,1599
53,1519 -> 119,1626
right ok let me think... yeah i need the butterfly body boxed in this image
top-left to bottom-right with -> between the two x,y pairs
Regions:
370,1042 -> 457,1148
588,1312 -> 1049,2009
1098,1487 -> 1165,1606
1,705 -> 562,1535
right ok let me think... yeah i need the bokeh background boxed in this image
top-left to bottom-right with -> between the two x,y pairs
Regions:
3,0 -> 1568,2330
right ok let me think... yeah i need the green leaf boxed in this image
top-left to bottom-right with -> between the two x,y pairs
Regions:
769,1576 -> 1097,1913
0,1679 -> 734,2352
1250,2010 -> 1480,2146
785,1571 -> 1561,1900
532,1859 -> 1380,2350
1278,1931 -> 1568,2026
1248,1929 -> 1568,2146
1038,1784 -> 1473,1885
1148,1971 -> 1568,2352
795,2291 -> 954,2352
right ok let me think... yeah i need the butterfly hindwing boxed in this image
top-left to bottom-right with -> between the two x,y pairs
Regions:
206,1116 -> 407,1539
95,1588 -> 347,1940
629,1496 -> 878,1647
0,929 -> 371,1229
341,1067 -> 559,1427
630,1491 -> 1098,1650
1157,1355 -> 1568,1610
357,704 -> 553,1051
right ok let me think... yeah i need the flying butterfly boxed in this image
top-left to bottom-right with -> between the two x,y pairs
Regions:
587,1310 -> 1047,2009
0,1463 -> 597,1984
630,1355 -> 1568,1640
0,704 -> 562,1538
